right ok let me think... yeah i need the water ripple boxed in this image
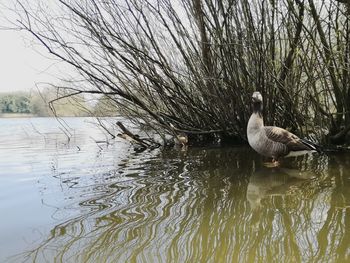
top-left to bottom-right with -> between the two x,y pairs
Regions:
2,118 -> 350,263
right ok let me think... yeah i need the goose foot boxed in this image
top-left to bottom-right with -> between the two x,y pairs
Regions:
263,159 -> 280,168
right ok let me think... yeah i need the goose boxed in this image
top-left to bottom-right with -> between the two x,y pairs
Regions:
176,132 -> 188,147
169,123 -> 188,147
247,91 -> 320,164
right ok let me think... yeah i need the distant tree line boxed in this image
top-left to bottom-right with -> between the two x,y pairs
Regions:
0,89 -> 117,117
11,0 -> 350,147
0,92 -> 31,114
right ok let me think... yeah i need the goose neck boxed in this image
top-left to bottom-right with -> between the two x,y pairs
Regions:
253,102 -> 263,115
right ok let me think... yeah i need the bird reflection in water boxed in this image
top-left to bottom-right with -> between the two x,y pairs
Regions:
247,166 -> 317,210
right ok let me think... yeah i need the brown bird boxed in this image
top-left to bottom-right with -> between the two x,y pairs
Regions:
170,123 -> 188,147
247,91 -> 320,164
176,132 -> 188,147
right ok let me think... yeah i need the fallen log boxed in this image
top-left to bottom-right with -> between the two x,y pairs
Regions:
116,121 -> 160,150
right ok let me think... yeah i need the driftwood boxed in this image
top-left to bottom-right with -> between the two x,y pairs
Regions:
116,121 -> 160,150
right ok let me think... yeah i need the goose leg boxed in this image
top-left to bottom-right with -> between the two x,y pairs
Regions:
263,158 -> 280,167
272,158 -> 280,166
262,161 -> 278,167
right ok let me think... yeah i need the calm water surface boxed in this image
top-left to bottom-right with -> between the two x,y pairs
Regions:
0,117 -> 350,263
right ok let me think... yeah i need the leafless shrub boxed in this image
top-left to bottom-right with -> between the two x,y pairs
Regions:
9,0 -> 350,146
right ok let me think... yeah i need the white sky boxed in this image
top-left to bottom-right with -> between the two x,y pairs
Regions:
0,2 -> 58,93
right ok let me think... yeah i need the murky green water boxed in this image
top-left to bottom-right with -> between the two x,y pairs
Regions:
1,118 -> 350,263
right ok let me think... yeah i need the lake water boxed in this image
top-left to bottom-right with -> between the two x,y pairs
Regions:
0,117 -> 350,263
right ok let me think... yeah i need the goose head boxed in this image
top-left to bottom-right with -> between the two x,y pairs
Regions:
177,133 -> 188,146
252,91 -> 263,103
251,91 -> 263,113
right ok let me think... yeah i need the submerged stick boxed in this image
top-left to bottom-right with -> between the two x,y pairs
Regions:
116,121 -> 151,149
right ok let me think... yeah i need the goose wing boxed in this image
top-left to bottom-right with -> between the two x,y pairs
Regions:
264,126 -> 314,151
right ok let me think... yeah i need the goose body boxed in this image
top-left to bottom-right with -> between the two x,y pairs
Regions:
247,91 -> 319,161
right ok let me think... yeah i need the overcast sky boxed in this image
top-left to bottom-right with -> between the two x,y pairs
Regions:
0,2 -> 58,93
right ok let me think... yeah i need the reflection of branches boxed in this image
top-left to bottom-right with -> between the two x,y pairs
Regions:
29,121 -> 46,139
9,150 -> 349,262
95,117 -> 115,140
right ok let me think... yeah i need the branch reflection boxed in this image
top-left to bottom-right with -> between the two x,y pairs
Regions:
11,149 -> 350,263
